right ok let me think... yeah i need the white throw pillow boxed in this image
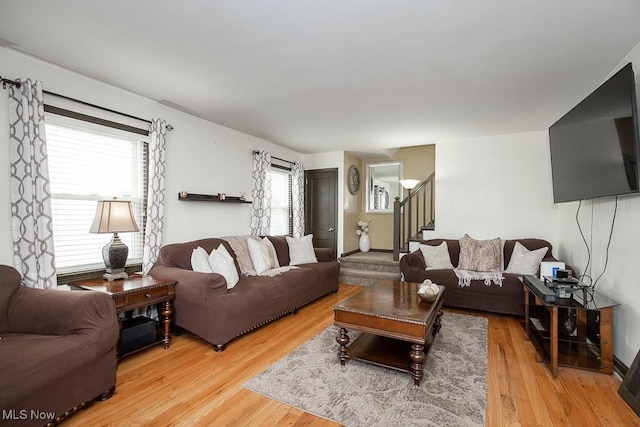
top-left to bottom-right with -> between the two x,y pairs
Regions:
419,241 -> 454,270
505,242 -> 547,275
247,237 -> 280,274
191,246 -> 213,273
208,244 -> 240,289
263,237 -> 280,268
286,235 -> 318,265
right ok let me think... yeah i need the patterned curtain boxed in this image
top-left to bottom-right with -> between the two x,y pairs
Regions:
142,119 -> 168,275
8,79 -> 57,288
249,150 -> 272,235
291,161 -> 305,237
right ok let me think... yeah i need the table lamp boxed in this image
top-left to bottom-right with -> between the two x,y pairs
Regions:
90,198 -> 140,281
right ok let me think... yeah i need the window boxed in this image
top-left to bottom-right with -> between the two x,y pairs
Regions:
45,117 -> 148,274
270,168 -> 292,236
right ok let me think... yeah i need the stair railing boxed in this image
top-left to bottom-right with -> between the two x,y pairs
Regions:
393,172 -> 435,261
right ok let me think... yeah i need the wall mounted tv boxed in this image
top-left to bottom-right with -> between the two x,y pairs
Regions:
549,63 -> 640,203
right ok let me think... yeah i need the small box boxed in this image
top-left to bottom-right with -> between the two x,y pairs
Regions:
540,261 -> 565,279
119,316 -> 157,354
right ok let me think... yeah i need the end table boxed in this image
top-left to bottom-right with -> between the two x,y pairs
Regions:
72,274 -> 177,358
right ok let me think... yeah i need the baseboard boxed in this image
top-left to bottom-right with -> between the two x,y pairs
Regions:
340,249 -> 360,257
614,355 -> 629,377
340,248 -> 393,257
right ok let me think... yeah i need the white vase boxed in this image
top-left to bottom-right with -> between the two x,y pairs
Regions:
359,234 -> 370,253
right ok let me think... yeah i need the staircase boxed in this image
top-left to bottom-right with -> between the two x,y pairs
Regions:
338,252 -> 401,286
393,172 -> 435,260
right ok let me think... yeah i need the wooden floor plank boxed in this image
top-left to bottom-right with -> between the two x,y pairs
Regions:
64,284 -> 637,426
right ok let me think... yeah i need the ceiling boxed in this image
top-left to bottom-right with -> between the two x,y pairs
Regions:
2,1 -> 640,155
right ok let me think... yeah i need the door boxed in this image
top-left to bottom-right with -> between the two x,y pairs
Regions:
305,168 -> 337,252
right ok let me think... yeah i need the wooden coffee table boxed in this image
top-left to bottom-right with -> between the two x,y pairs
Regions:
333,279 -> 445,386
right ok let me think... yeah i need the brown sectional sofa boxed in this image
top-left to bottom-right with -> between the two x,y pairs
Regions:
0,265 -> 119,426
150,236 -> 340,351
400,238 -> 561,316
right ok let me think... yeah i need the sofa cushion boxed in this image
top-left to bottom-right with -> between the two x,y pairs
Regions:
505,242 -> 547,275
157,238 -> 241,274
248,237 -> 279,273
287,235 -> 318,265
421,239 -> 461,266
266,235 -> 291,266
189,245 -> 239,288
209,244 -> 240,289
191,246 -> 213,273
419,241 -> 454,270
504,239 -> 552,267
458,234 -> 501,273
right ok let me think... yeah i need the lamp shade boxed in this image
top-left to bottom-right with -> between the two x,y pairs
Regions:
399,179 -> 420,190
90,199 -> 140,234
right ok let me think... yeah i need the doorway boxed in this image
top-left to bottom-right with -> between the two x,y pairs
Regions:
304,168 -> 337,252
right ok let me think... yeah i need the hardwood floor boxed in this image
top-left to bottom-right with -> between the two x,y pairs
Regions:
65,284 -> 638,426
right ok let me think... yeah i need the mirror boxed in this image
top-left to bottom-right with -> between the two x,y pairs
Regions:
366,161 -> 403,213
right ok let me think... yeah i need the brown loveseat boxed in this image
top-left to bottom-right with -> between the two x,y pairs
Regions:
0,265 -> 119,426
400,238 -> 561,316
150,236 -> 340,351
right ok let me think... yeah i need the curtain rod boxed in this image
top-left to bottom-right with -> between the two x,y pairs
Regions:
1,76 -> 20,89
1,75 -> 173,131
252,150 -> 295,165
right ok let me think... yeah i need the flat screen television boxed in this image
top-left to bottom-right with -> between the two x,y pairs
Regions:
549,63 -> 640,203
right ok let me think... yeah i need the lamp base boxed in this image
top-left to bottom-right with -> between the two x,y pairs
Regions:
102,233 -> 129,281
103,270 -> 129,281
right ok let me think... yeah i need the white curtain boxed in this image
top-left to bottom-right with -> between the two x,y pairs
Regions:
291,161 -> 305,237
142,118 -> 168,275
8,79 -> 57,288
249,150 -> 272,235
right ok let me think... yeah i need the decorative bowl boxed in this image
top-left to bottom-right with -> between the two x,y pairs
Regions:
417,292 -> 437,303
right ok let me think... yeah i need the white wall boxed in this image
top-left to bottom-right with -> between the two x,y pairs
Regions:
557,40 -> 640,367
424,131 -> 558,246
0,47 -> 302,266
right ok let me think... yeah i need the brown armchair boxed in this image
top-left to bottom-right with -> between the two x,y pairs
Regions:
0,265 -> 119,426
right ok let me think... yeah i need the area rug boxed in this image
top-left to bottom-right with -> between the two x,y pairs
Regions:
244,312 -> 487,427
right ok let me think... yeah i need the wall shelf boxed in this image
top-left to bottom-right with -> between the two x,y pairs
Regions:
178,192 -> 251,203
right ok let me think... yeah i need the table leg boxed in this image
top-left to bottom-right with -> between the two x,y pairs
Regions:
336,328 -> 350,365
116,317 -> 124,358
410,343 -> 425,386
435,306 -> 444,334
160,300 -> 173,349
551,305 -> 558,377
524,284 -> 530,338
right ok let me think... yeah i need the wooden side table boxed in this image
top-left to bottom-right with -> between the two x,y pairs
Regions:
72,274 -> 176,357
522,275 -> 620,377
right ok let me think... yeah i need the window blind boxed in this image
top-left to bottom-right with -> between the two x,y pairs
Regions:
270,168 -> 292,236
45,120 -> 148,274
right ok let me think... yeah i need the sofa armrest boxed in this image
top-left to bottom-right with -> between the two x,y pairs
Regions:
150,266 -> 229,325
8,286 -> 117,337
399,250 -> 428,282
314,247 -> 336,262
150,264 -> 227,297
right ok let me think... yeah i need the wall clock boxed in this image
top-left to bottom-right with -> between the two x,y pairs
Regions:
348,165 -> 360,195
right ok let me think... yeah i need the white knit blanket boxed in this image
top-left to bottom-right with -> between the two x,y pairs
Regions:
222,235 -> 298,277
454,268 -> 503,287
